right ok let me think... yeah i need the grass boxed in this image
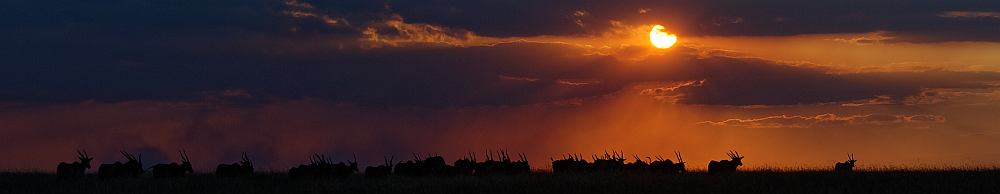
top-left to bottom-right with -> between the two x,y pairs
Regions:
2,170 -> 1000,194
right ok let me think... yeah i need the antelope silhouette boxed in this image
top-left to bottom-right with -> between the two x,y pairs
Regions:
475,149 -> 529,175
215,152 -> 253,177
150,150 -> 193,178
393,153 -> 454,176
475,150 -> 499,175
332,154 -> 359,178
551,153 -> 589,174
56,150 -> 93,180
393,153 -> 427,176
834,154 -> 857,173
592,150 -> 626,172
98,151 -> 144,179
708,150 -> 744,174
425,154 -> 461,176
289,154 -> 337,179
624,155 -> 650,172
365,155 -> 395,178
511,152 -> 530,174
649,151 -> 686,174
454,152 -> 477,175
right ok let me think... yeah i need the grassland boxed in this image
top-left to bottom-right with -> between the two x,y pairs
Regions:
3,169 -> 999,194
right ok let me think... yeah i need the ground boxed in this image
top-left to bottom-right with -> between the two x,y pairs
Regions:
3,169 -> 999,194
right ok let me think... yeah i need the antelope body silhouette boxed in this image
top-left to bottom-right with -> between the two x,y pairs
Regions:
650,152 -> 686,174
835,154 -> 857,173
150,150 -> 193,178
624,155 -> 651,172
551,154 -> 589,174
453,152 -> 477,175
592,150 -> 626,172
708,150 -> 744,174
216,152 -> 254,177
365,156 -> 395,178
289,154 -> 351,179
56,150 -> 92,180
332,154 -> 359,178
98,151 -> 144,179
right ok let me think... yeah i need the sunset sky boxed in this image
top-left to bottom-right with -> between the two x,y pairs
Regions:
3,0 -> 1000,171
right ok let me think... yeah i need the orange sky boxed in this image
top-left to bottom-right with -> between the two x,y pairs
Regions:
3,2 -> 1000,172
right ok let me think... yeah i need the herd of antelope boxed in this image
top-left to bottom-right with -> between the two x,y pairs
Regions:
53,149 -> 859,180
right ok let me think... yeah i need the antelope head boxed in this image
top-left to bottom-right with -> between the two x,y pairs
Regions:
121,151 -> 144,173
77,150 -> 93,168
180,150 -> 193,173
241,152 -> 253,169
385,155 -> 395,168
846,154 -> 857,165
726,150 -> 744,166
632,155 -> 644,164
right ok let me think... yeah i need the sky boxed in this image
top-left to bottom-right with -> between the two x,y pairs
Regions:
2,0 -> 1000,172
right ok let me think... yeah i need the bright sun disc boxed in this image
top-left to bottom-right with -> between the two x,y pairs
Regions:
650,25 -> 678,49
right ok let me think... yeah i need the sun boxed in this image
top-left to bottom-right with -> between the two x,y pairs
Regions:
650,25 -> 678,49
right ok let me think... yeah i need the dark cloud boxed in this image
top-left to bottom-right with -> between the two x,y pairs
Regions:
381,0 -> 1000,42
3,0 -> 1000,107
4,38 -> 999,107
5,0 -> 997,46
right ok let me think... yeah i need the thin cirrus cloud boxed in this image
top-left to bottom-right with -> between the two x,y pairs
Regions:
699,114 -> 947,129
